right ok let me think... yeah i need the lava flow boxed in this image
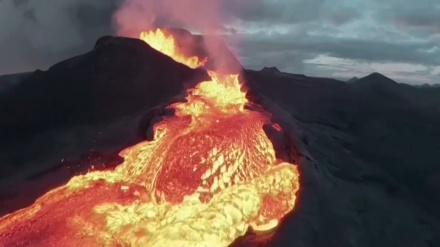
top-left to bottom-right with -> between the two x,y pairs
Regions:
0,29 -> 300,247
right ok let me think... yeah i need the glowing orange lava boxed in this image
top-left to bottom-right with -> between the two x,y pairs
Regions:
140,29 -> 206,69
0,28 -> 300,247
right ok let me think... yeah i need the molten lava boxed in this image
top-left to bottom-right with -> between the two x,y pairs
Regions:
140,29 -> 206,69
0,28 -> 300,247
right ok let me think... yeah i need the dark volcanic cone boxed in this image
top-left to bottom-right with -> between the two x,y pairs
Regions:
0,36 -> 209,144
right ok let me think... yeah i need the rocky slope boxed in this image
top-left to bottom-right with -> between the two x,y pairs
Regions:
0,36 -> 208,184
245,68 -> 440,246
0,72 -> 32,93
0,34 -> 440,247
0,36 -> 208,140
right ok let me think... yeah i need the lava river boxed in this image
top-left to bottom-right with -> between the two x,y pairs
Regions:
0,29 -> 300,247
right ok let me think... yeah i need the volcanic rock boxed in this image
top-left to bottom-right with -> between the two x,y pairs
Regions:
246,68 -> 440,247
0,36 -> 209,140
0,72 -> 32,93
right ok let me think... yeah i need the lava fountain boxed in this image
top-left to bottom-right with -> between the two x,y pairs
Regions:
0,29 -> 300,247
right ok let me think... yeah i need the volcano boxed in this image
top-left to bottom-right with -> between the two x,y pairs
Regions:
0,29 -> 300,247
1,28 -> 440,247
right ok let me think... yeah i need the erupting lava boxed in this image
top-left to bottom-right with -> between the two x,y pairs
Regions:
140,29 -> 207,69
0,28 -> 300,247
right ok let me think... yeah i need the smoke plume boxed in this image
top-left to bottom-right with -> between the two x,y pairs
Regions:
0,0 -> 248,75
114,0 -> 242,73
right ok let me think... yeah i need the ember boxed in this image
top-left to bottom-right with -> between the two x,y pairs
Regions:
0,28 -> 300,247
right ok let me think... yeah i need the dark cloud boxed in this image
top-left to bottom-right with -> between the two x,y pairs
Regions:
225,0 -> 439,83
241,33 -> 439,65
222,0 -> 363,25
374,0 -> 440,28
12,0 -> 28,7
0,0 -> 119,74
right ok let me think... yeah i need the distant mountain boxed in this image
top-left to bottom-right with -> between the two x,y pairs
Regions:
353,72 -> 398,86
261,66 -> 281,73
346,76 -> 359,83
349,72 -> 440,110
259,67 -> 310,82
416,83 -> 440,88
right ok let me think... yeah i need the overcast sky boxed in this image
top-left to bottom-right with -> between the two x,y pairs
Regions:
0,0 -> 439,84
